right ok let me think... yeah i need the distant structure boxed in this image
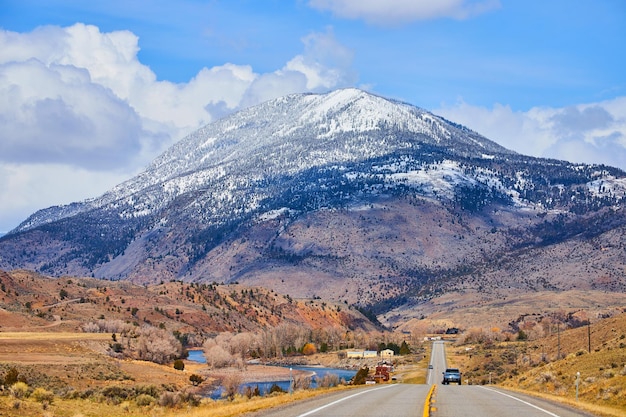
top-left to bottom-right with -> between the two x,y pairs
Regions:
347,350 -> 378,359
380,349 -> 395,359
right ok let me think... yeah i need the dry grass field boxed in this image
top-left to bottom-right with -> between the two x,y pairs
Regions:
445,311 -> 626,417
0,330 -> 363,417
0,384 -> 358,417
0,331 -> 194,391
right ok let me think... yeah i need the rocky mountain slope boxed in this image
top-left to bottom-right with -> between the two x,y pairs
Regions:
0,269 -> 373,334
1,88 -> 625,322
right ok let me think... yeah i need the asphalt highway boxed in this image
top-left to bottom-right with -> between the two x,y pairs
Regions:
254,341 -> 596,417
252,383 -> 431,417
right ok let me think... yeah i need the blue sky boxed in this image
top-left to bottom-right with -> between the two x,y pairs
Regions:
1,0 -> 625,232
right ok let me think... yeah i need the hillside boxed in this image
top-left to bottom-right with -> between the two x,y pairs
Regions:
0,269 -> 375,335
446,311 -> 626,416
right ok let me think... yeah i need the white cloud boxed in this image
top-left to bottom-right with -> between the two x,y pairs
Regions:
435,97 -> 626,171
0,59 -> 144,169
240,28 -> 356,108
0,163 -> 131,234
0,23 -> 355,232
308,0 -> 501,25
284,29 -> 356,90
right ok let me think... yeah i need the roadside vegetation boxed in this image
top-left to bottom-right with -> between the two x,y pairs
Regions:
444,311 -> 626,417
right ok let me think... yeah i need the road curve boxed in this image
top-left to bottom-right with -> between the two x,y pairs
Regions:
252,383 -> 431,417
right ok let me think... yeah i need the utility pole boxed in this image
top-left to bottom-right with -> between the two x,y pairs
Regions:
587,319 -> 591,353
557,323 -> 561,360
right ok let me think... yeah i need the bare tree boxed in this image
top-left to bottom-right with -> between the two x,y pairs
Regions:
203,344 -> 233,369
134,326 -> 183,364
230,332 -> 258,369
222,374 -> 242,400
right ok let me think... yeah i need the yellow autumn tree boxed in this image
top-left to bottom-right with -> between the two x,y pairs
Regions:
302,343 -> 317,355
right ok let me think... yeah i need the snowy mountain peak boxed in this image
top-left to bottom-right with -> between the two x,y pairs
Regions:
7,88 -> 623,245
119,88 -> 511,195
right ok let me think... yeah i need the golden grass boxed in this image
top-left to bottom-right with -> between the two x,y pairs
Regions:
501,385 -> 625,417
0,385 -> 357,417
0,396 -> 131,417
181,387 -> 356,417
445,312 -> 626,417
443,343 -> 464,369
396,370 -> 426,384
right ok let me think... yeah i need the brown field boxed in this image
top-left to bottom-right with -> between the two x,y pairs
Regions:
0,332 -> 193,393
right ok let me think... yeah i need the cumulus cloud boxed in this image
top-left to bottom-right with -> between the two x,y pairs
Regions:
308,0 -> 501,25
435,97 -> 626,171
0,23 -> 355,232
0,59 -> 144,169
240,28 -> 356,108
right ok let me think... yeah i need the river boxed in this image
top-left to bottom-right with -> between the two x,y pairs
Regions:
187,350 -> 357,399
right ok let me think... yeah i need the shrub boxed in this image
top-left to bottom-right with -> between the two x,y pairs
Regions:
135,384 -> 160,398
10,382 -> 29,399
101,385 -> 131,401
244,385 -> 261,398
135,394 -> 155,406
159,391 -> 179,408
4,367 -> 19,385
352,367 -> 369,385
222,374 -> 242,400
269,383 -> 285,394
32,387 -> 55,403
179,390 -> 200,407
189,374 -> 204,386
318,373 -> 340,388
173,359 -> 185,371
293,375 -> 312,390
301,343 -> 317,355
158,390 -> 199,408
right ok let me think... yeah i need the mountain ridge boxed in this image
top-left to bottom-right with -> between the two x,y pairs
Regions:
8,88 -> 515,235
1,88 -> 625,322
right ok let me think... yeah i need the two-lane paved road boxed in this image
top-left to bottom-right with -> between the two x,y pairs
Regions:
254,341 -> 596,417
253,384 -> 431,417
434,385 -> 595,417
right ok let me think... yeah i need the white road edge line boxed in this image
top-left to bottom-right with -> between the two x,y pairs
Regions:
479,386 -> 561,417
296,384 -> 396,417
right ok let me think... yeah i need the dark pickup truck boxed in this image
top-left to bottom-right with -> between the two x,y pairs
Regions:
442,368 -> 462,385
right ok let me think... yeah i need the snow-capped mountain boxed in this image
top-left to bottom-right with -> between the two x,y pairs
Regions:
2,88 -> 626,314
12,89 -> 514,233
